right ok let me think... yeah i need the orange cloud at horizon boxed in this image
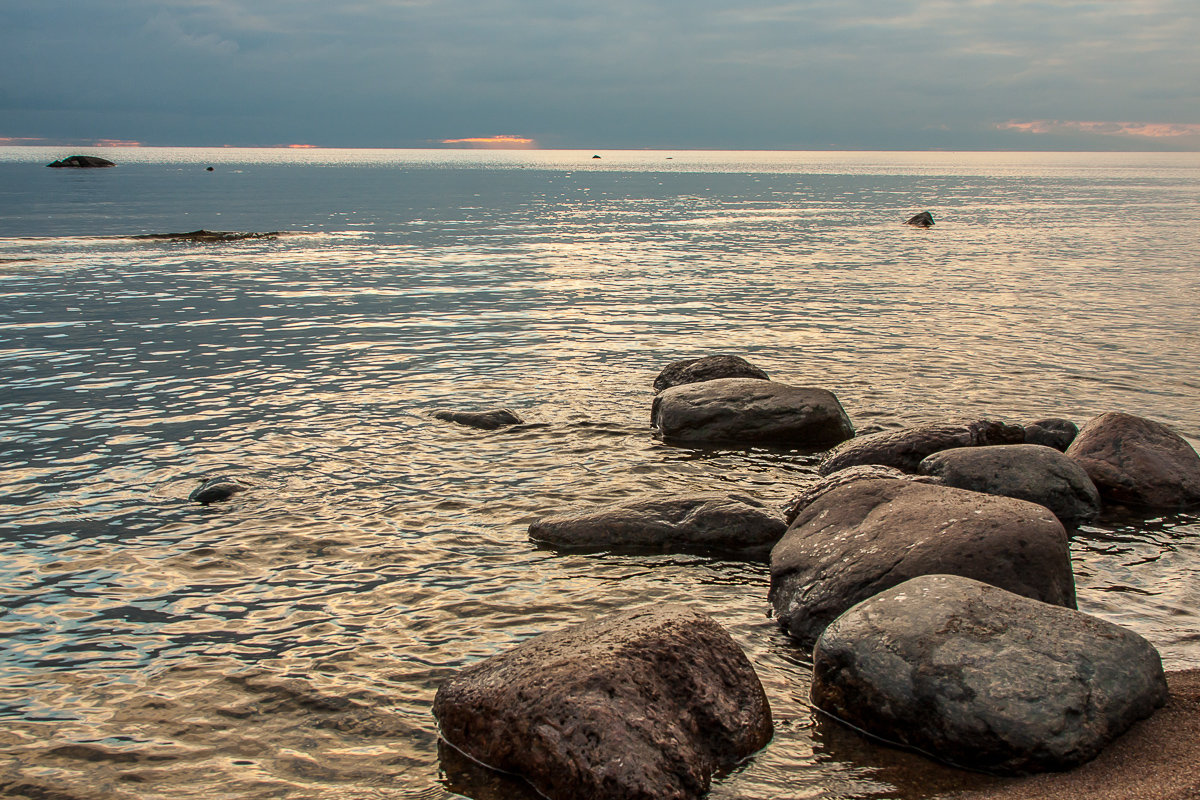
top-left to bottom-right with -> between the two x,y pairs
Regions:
285,143 -> 320,149
999,120 -> 1200,139
95,139 -> 143,147
439,134 -> 537,148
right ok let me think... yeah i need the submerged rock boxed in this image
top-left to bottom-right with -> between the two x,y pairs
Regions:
1023,417 -> 1078,451
433,408 -> 524,430
528,493 -> 787,559
652,378 -> 854,448
918,444 -> 1101,525
189,476 -> 248,504
433,604 -> 773,800
818,418 -> 1025,475
130,229 -> 281,242
46,155 -> 115,168
905,211 -> 934,227
769,478 -> 1075,648
812,574 -> 1168,775
1066,412 -> 1200,509
652,355 -> 769,393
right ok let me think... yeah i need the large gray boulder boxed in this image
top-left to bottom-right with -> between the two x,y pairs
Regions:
918,444 -> 1101,525
652,355 -> 769,393
529,494 -> 786,559
811,574 -> 1168,775
652,378 -> 854,448
1066,412 -> 1200,509
769,478 -> 1075,648
433,605 -> 773,800
819,419 -> 1025,475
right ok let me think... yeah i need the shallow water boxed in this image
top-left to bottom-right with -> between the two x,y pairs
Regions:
1,147 -> 1198,799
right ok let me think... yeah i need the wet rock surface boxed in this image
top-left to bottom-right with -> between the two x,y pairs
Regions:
433,409 -> 524,430
188,476 -> 248,504
818,419 -> 1025,475
812,574 -> 1168,775
130,229 -> 282,241
652,354 -> 770,393
529,493 -> 787,558
432,604 -> 773,800
918,444 -> 1101,525
1066,412 -> 1200,509
781,464 -> 933,524
770,478 -> 1075,648
652,378 -> 854,448
905,211 -> 935,227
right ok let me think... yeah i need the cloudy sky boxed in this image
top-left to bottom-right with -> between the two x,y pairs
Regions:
4,0 -> 1199,149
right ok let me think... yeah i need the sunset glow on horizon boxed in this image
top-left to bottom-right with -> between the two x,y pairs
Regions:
999,120 -> 1200,140
438,135 -> 537,149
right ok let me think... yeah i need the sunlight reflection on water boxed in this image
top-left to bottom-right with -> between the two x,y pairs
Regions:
1,148 -> 1198,799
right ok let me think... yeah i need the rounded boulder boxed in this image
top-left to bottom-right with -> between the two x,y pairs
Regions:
652,355 -> 769,393
1065,412 -> 1200,509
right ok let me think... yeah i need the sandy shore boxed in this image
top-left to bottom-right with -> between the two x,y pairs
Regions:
945,669 -> 1200,800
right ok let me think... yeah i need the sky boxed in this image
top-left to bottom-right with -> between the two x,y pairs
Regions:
3,0 -> 1199,150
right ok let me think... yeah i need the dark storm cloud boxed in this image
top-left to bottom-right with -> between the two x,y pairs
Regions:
3,0 -> 1198,148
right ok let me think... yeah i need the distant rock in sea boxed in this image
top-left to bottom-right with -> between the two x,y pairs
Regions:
189,476 -> 249,504
131,230 -> 281,242
905,211 -> 934,227
433,408 -> 524,430
46,155 -> 116,168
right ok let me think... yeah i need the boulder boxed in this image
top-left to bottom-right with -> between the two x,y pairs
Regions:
782,464 -> 933,524
653,355 -> 769,393
189,476 -> 248,504
811,574 -> 1168,775
652,378 -> 854,448
130,229 -> 281,242
769,478 -> 1075,648
528,494 -> 786,559
46,155 -> 115,168
905,211 -> 934,227
918,444 -> 1101,525
433,605 -> 773,800
433,408 -> 524,430
1023,418 -> 1078,451
1065,412 -> 1200,509
818,419 -> 1025,475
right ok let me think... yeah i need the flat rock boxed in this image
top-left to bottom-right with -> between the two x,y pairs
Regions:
1065,412 -> 1200,509
1024,418 -> 1078,451
433,408 -> 524,430
652,378 -> 854,448
918,444 -> 1101,525
769,478 -> 1075,648
130,229 -> 281,242
528,494 -> 787,559
818,419 -> 1025,475
433,604 -> 773,800
811,574 -> 1168,775
189,476 -> 248,504
46,155 -> 115,168
653,355 -> 769,393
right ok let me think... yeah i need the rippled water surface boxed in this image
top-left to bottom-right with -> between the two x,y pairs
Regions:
1,147 -> 1199,799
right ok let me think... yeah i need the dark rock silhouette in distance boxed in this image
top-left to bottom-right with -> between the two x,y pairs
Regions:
433,604 -> 773,800
46,155 -> 116,168
189,476 -> 249,504
206,166 -> 215,171
812,574 -> 1168,775
528,493 -> 787,559
592,154 -> 601,158
905,211 -> 935,227
653,354 -> 769,393
131,230 -> 281,242
433,408 -> 523,430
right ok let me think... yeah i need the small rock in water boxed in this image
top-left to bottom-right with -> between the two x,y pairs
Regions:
819,418 -> 1025,475
652,354 -> 769,393
905,210 -> 934,227
189,476 -> 249,504
433,408 -> 524,430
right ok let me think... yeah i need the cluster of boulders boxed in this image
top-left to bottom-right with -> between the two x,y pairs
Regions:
427,354 -> 1200,798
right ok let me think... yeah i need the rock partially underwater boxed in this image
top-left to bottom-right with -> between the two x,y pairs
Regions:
46,155 -> 115,168
433,409 -> 524,430
652,354 -> 770,393
1066,412 -> 1200,509
130,230 -> 282,242
189,476 -> 249,504
433,605 -> 773,800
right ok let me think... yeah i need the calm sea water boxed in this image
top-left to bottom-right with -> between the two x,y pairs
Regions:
1,147 -> 1198,800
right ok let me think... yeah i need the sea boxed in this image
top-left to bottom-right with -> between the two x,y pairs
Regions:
1,146 -> 1199,800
